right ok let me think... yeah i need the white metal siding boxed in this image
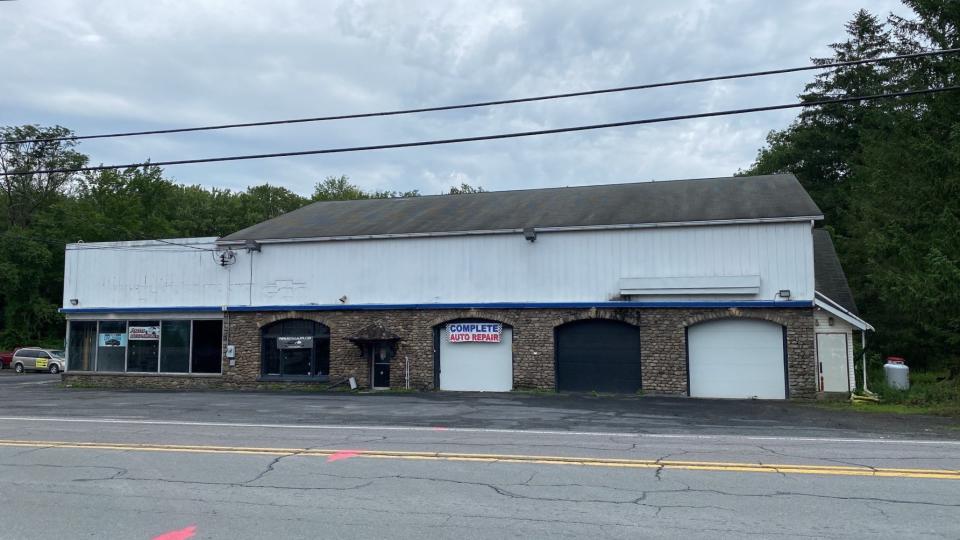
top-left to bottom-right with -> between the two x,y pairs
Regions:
63,222 -> 815,309
63,238 -> 252,309
688,319 -> 787,399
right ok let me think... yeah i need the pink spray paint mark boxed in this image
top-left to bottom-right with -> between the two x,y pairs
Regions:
326,450 -> 362,463
433,426 -> 448,431
152,525 -> 197,540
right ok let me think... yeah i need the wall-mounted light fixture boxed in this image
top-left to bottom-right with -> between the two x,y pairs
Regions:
828,316 -> 835,326
69,298 -> 79,306
777,289 -> 792,299
523,227 -> 537,243
245,239 -> 261,252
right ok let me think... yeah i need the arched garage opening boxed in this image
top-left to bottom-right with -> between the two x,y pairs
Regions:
434,319 -> 513,391
261,319 -> 330,379
555,319 -> 641,393
687,318 -> 787,399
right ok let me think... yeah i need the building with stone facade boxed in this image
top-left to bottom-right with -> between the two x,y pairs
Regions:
59,174 -> 871,398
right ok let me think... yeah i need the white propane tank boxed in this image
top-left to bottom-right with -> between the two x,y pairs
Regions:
884,357 -> 909,390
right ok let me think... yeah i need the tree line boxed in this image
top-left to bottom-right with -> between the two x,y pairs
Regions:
742,1 -> 959,375
0,128 -> 482,348
2,0 -> 958,377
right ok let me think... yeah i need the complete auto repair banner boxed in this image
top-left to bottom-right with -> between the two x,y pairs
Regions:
447,322 -> 502,343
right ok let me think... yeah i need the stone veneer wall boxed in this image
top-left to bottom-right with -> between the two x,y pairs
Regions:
641,307 -> 816,397
62,307 -> 816,398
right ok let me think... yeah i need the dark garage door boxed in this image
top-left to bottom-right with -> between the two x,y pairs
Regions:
555,319 -> 641,393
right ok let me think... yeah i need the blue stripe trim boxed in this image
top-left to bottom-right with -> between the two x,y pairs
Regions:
60,306 -> 223,314
223,300 -> 814,312
60,301 -> 814,314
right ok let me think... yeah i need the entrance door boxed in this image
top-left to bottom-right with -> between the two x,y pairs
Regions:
371,344 -> 392,388
817,333 -> 849,392
555,320 -> 641,393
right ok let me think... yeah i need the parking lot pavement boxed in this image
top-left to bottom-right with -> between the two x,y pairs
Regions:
0,371 -> 60,385
0,381 -> 957,440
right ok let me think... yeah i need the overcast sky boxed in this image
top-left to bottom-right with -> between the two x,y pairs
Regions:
2,0 -> 909,196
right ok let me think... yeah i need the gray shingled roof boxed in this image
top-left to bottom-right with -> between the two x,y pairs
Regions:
813,229 -> 858,315
219,174 -> 822,243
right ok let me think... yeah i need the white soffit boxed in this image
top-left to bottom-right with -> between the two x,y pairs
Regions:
814,294 -> 873,331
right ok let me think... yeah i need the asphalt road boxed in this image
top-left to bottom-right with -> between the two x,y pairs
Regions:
0,376 -> 958,539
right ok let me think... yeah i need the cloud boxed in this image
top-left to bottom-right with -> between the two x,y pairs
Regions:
1,0 -> 909,195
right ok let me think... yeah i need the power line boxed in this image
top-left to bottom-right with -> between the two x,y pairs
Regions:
1,232 -> 221,252
65,246 -> 215,253
3,48 -> 958,146
153,238 -> 219,251
64,240 -> 220,252
4,85 -> 957,177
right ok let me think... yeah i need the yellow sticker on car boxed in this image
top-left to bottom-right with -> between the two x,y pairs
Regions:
35,359 -> 47,368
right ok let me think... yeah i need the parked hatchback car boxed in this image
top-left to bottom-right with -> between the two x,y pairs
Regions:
11,348 -> 66,374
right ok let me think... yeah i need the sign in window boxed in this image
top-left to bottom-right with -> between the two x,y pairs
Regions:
128,326 -> 160,340
98,333 -> 127,347
278,336 -> 314,349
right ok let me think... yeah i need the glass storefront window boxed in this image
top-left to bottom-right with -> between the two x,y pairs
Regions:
127,320 -> 160,372
160,320 -> 191,373
68,321 -> 97,371
191,320 -> 223,374
96,321 -> 127,372
73,318 -> 222,374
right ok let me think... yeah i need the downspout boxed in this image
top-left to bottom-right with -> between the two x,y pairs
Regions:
248,251 -> 254,306
861,331 -> 869,394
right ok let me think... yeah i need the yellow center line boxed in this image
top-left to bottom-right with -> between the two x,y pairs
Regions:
1,439 -> 958,480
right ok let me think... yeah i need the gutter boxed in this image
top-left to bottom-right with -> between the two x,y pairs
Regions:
216,215 -> 824,246
58,300 -> 816,315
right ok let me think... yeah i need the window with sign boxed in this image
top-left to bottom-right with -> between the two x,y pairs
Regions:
96,321 -> 127,372
67,318 -> 222,374
260,319 -> 330,379
127,320 -> 160,372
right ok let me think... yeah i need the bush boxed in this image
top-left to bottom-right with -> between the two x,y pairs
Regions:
866,367 -> 960,415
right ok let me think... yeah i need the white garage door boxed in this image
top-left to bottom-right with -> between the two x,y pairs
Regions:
439,325 -> 513,391
688,319 -> 786,399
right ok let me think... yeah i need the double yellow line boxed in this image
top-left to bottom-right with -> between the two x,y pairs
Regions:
1,438 -> 958,480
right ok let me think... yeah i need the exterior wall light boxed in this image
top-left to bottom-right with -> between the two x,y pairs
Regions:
523,227 -> 537,242
777,289 -> 791,299
69,298 -> 79,306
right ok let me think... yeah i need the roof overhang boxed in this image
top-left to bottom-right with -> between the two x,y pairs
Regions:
216,215 -> 823,246
814,292 -> 873,331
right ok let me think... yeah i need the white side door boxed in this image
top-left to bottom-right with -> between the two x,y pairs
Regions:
440,326 -> 513,391
688,319 -> 787,399
817,333 -> 850,393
